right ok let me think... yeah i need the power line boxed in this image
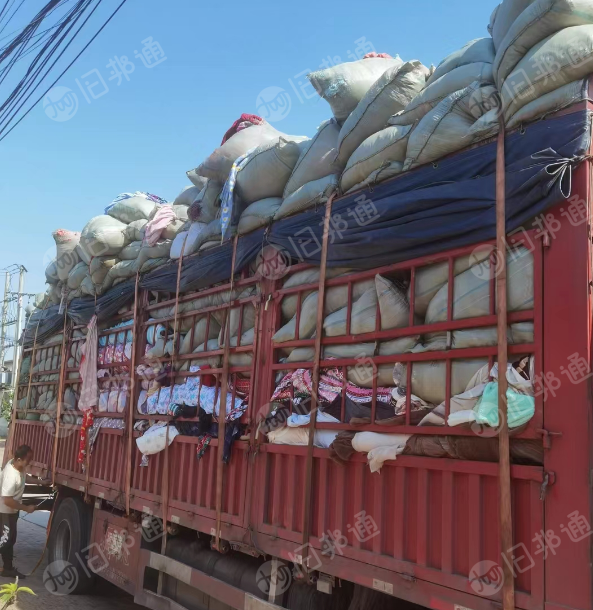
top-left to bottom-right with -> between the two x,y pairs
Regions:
0,0 -> 70,48
0,0 -> 129,141
0,0 -> 95,125
0,0 -> 25,37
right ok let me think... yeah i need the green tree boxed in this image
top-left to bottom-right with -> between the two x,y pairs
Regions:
0,578 -> 35,609
1,390 -> 13,423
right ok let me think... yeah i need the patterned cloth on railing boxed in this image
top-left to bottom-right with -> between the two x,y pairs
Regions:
79,316 -> 98,411
270,364 -> 392,408
77,410 -> 94,465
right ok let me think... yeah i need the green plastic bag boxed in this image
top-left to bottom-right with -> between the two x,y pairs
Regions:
474,382 -> 535,428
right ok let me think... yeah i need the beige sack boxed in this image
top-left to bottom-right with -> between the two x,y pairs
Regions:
340,125 -> 411,194
284,120 -> 341,198
335,61 -> 429,166
308,57 -> 403,121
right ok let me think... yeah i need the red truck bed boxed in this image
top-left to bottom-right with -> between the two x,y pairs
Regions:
9,108 -> 593,610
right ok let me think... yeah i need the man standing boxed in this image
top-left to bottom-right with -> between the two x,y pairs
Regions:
0,445 -> 36,578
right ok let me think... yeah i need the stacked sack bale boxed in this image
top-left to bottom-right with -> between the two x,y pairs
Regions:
42,191 -> 189,304
189,119 -> 310,246
39,6 -> 593,309
493,0 -> 593,128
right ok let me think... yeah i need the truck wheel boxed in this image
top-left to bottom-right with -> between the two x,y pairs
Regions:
47,497 -> 94,594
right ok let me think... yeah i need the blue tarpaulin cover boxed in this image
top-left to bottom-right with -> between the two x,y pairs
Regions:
25,108 -> 592,340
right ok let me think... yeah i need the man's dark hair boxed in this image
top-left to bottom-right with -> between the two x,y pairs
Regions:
14,445 -> 33,460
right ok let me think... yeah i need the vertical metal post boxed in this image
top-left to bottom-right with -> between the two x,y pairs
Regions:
496,116 -> 515,610
12,267 -> 25,395
0,272 -> 11,408
302,193 -> 336,574
51,310 -> 70,485
157,234 -> 190,595
214,235 -> 239,552
125,274 -> 141,515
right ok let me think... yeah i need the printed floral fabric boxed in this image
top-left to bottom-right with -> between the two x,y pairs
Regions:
98,343 -> 131,365
271,364 -> 392,408
195,435 -> 212,461
77,410 -> 94,464
139,366 -> 248,421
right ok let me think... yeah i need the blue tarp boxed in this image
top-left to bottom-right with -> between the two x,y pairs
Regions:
27,108 -> 591,339
268,109 -> 591,269
142,108 -> 591,292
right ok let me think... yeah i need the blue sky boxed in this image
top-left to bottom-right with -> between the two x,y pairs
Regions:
0,0 -> 495,298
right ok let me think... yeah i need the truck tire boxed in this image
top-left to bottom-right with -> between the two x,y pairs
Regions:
47,497 -> 94,594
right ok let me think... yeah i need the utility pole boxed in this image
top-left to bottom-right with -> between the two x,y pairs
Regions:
12,267 -> 25,395
0,265 -> 32,414
0,272 -> 11,394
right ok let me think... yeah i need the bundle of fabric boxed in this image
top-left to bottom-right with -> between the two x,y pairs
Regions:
335,60 -> 431,167
390,38 -> 495,127
185,170 -> 208,190
261,360 -> 434,450
170,222 -> 209,259
106,192 -> 165,223
53,229 -> 81,282
173,185 -> 201,207
268,365 -> 393,413
274,119 -> 342,221
423,247 -> 533,325
97,320 -> 133,365
220,113 -> 266,144
98,379 -> 129,413
340,124 -> 412,194
274,273 -> 406,343
235,138 -> 307,205
403,434 -> 543,465
308,56 -> 404,122
188,180 -> 223,224
488,0 -> 593,128
137,364 -> 248,419
393,359 -> 490,406
351,432 -> 412,473
402,82 -> 501,171
418,356 -> 535,429
197,121 -> 305,184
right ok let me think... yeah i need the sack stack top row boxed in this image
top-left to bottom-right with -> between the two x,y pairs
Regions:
41,0 -> 593,311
